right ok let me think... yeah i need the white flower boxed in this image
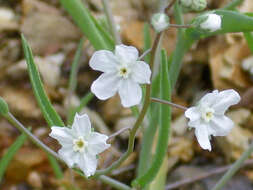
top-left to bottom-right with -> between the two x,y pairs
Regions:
151,13 -> 170,33
185,89 -> 240,151
89,44 -> 151,107
200,13 -> 222,32
49,113 -> 110,177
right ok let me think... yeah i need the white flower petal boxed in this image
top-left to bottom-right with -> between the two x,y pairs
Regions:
91,73 -> 120,100
72,113 -> 91,136
200,14 -> 222,32
88,132 -> 110,155
78,154 -> 98,177
131,61 -> 151,84
49,126 -> 74,145
195,124 -> 212,151
58,147 -> 79,168
185,107 -> 201,120
199,90 -> 219,106
212,89 -> 241,114
89,50 -> 118,73
115,45 -> 139,63
209,116 -> 234,136
118,80 -> 142,107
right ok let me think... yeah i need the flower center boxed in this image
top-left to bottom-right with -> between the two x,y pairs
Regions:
201,107 -> 214,122
73,136 -> 86,152
118,66 -> 130,79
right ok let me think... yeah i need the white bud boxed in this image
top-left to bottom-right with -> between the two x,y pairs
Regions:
181,0 -> 207,12
200,13 -> 222,32
151,13 -> 170,33
191,0 -> 207,11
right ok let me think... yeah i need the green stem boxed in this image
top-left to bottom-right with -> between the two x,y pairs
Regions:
132,50 -> 171,188
67,38 -> 85,123
98,175 -> 131,190
169,1 -> 187,88
4,112 -> 130,189
102,0 -> 121,44
94,33 -> 163,177
4,112 -> 63,162
211,142 -> 253,190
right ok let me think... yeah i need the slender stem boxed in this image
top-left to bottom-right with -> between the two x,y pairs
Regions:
138,48 -> 152,61
4,112 -> 63,162
166,159 -> 253,190
94,33 -> 163,177
211,142 -> 253,190
165,0 -> 177,13
67,38 -> 84,123
102,0 -> 121,44
108,126 -> 132,141
5,112 -> 131,190
170,24 -> 192,28
98,175 -> 131,190
151,97 -> 187,110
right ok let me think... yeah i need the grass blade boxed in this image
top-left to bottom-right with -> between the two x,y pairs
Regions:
60,0 -> 114,50
0,134 -> 27,182
21,34 -> 64,127
21,34 -> 64,178
133,50 -> 171,188
244,32 -> 253,53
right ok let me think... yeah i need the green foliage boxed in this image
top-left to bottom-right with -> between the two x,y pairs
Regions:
0,134 -> 27,182
132,50 -> 171,188
21,35 -> 64,179
21,35 -> 64,127
60,0 -> 114,50
0,97 -> 9,116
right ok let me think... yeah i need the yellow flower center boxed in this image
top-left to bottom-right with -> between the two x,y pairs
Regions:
73,137 -> 86,152
201,107 -> 214,122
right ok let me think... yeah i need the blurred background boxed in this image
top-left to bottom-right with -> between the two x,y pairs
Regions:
1,0 -> 253,189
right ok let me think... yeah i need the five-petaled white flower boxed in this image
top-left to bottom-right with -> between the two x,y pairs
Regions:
89,44 -> 151,107
200,13 -> 222,32
185,89 -> 240,151
49,113 -> 110,177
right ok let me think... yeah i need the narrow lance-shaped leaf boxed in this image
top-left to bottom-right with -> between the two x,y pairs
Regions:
21,35 -> 64,178
60,0 -> 114,50
132,50 -> 171,188
21,35 -> 64,127
0,134 -> 27,182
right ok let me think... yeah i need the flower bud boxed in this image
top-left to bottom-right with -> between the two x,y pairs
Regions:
181,0 -> 207,12
0,97 -> 9,116
200,13 -> 222,32
191,0 -> 207,11
151,13 -> 170,33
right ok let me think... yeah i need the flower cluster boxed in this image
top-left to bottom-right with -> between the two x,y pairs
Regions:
185,89 -> 240,151
50,113 -> 110,177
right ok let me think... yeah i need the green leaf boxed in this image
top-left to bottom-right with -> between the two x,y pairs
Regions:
0,97 -> 9,116
67,38 -> 85,123
21,35 -> 64,179
21,34 -> 64,127
132,50 -> 171,188
143,23 -> 152,63
187,10 -> 253,40
221,0 -> 244,10
0,134 -> 27,182
60,0 -> 114,50
244,32 -> 253,53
